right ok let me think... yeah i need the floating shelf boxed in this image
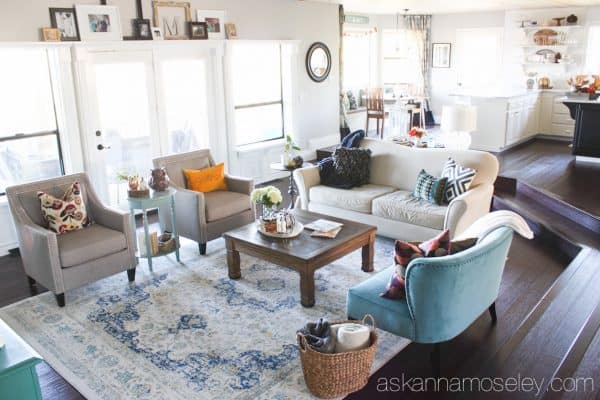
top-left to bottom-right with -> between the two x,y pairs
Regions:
520,44 -> 581,48
521,25 -> 584,31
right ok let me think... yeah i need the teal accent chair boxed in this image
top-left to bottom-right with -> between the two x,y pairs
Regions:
347,227 -> 514,374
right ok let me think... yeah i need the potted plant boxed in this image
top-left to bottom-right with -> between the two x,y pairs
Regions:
282,135 -> 301,168
408,127 -> 427,147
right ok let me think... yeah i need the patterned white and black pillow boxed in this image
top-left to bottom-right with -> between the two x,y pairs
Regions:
441,158 -> 476,203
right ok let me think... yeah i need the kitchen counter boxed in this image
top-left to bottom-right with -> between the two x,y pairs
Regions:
560,97 -> 600,163
449,88 -> 567,99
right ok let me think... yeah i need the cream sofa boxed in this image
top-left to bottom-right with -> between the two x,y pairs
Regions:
294,138 -> 499,241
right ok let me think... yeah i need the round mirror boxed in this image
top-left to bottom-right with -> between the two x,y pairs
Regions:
306,42 -> 331,82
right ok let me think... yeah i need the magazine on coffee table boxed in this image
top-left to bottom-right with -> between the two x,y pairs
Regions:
304,219 -> 343,232
305,219 -> 344,238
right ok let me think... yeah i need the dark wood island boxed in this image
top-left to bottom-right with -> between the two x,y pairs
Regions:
562,97 -> 600,164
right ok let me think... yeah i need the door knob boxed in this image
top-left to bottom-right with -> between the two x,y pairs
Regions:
97,144 -> 111,150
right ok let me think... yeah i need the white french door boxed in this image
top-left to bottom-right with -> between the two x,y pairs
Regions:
79,50 -> 160,206
75,43 -> 224,207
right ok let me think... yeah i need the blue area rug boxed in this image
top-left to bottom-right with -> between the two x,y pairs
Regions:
0,237 -> 410,399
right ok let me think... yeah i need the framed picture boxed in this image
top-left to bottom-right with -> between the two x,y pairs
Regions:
42,28 -> 61,42
189,22 -> 208,39
151,27 -> 164,40
152,1 -> 191,40
134,18 -> 152,40
196,10 -> 226,39
75,5 -> 122,41
225,23 -> 238,39
432,43 -> 451,68
49,7 -> 80,41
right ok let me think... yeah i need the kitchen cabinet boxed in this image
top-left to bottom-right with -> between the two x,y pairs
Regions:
539,91 -> 574,137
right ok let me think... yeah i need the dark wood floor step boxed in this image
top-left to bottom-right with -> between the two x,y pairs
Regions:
514,180 -> 600,234
493,192 -> 599,252
476,248 -> 600,398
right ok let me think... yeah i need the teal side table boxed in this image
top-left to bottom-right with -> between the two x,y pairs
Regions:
0,319 -> 43,400
127,188 -> 180,272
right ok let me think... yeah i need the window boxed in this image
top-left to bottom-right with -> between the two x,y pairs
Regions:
455,28 -> 504,88
382,29 -> 420,88
343,28 -> 376,91
231,42 -> 284,146
0,49 -> 64,195
585,25 -> 600,72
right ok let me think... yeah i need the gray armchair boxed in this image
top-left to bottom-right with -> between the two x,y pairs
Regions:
6,173 -> 136,307
153,149 -> 254,255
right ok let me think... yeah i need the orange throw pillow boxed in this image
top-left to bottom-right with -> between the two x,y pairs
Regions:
184,163 -> 228,193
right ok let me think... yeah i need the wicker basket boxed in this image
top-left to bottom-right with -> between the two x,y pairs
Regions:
158,237 -> 177,254
297,315 -> 378,399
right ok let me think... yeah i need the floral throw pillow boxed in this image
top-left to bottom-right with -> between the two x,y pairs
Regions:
38,182 -> 92,234
381,230 -> 452,299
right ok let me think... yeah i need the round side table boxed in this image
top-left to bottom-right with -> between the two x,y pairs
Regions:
270,162 -> 313,209
127,188 -> 180,272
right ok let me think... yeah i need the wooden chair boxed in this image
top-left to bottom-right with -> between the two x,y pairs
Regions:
366,88 -> 385,138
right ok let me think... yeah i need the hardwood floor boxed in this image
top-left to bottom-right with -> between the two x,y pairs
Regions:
1,140 -> 599,399
496,139 -> 600,218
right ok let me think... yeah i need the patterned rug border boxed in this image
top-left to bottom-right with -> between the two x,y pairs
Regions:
0,238 -> 411,399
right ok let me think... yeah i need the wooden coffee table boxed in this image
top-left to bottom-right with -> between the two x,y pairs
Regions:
223,209 -> 377,307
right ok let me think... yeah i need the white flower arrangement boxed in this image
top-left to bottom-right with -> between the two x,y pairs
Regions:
250,186 -> 283,208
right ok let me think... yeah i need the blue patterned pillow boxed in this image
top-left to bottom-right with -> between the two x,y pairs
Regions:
441,158 -> 476,203
413,169 -> 448,205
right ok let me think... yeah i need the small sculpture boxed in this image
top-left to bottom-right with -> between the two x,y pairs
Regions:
148,168 -> 170,192
293,155 -> 304,168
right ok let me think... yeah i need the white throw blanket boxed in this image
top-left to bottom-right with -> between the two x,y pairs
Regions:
455,210 -> 534,242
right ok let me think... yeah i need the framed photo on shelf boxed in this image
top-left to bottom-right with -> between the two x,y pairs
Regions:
225,23 -> 238,39
49,7 -> 80,41
152,1 -> 191,40
432,43 -> 451,68
189,22 -> 208,39
196,10 -> 226,39
134,18 -> 153,40
75,5 -> 122,41
42,28 -> 61,42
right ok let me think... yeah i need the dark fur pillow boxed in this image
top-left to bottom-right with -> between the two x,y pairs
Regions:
332,147 -> 371,188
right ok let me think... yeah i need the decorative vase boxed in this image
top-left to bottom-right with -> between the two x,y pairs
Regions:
148,167 -> 169,191
414,137 -> 422,147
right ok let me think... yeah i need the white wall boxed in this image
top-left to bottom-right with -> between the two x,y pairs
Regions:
0,0 -> 340,254
429,11 -> 506,119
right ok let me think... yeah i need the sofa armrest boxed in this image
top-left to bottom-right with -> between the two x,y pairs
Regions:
20,222 -> 64,293
444,183 -> 494,238
92,205 -> 130,233
293,166 -> 321,210
225,174 -> 254,195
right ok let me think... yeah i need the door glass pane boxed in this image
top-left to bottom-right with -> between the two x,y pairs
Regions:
94,62 -> 152,206
231,43 -> 282,105
161,59 -> 210,153
234,104 -> 283,146
0,49 -> 57,137
0,135 -> 61,194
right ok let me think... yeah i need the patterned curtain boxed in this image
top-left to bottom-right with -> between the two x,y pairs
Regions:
339,4 -> 350,139
404,15 -> 432,98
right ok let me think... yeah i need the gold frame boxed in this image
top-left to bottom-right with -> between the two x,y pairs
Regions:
42,27 -> 61,42
152,1 -> 191,40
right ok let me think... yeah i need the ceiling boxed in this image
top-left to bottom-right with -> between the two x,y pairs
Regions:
309,0 -> 600,15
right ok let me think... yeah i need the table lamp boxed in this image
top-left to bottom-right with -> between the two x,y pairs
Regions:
441,105 -> 477,150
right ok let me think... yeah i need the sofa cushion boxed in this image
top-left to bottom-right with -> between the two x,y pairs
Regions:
372,190 -> 446,229
413,169 -> 448,205
310,184 -> 395,214
57,225 -> 126,268
347,266 -> 414,338
204,191 -> 251,222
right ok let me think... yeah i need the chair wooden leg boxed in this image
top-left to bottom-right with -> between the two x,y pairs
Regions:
55,293 -> 65,307
127,268 -> 136,282
366,117 -> 369,135
26,276 -> 36,287
489,302 -> 497,324
381,116 -> 385,138
199,243 -> 207,255
430,343 -> 441,377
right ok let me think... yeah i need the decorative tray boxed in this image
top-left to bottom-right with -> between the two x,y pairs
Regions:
258,222 -> 304,239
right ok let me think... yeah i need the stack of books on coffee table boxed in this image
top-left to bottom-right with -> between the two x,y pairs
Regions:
305,219 -> 344,238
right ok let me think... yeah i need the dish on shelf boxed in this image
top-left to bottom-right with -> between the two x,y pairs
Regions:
533,29 -> 558,46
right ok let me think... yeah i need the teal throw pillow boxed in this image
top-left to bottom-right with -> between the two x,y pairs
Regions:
413,169 -> 448,205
